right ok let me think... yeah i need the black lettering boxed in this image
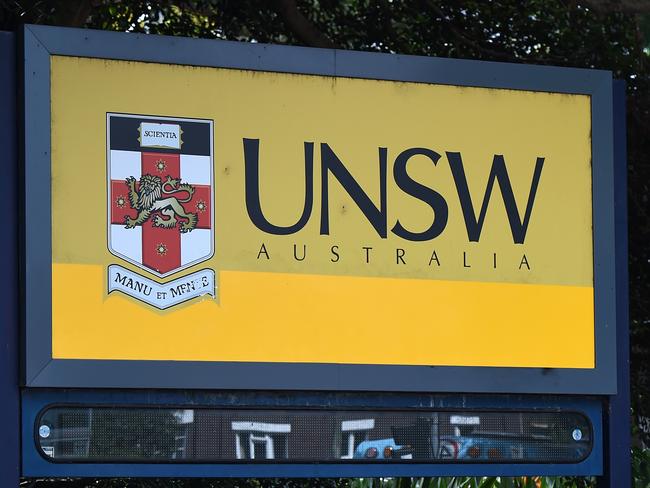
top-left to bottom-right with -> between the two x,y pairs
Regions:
320,144 -> 387,238
257,243 -> 270,260
447,152 -> 544,244
363,246 -> 372,263
331,245 -> 340,262
429,250 -> 440,266
493,252 -> 497,269
151,131 -> 176,138
396,248 -> 406,264
115,273 -> 128,286
244,139 -> 314,235
293,244 -> 306,261
463,251 -> 471,268
391,148 -> 448,241
133,281 -> 152,296
519,254 -> 530,270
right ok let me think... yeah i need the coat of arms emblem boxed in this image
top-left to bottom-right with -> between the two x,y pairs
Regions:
106,113 -> 215,309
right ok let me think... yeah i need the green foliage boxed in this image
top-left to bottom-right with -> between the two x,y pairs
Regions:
18,477 -> 601,488
633,448 -> 650,487
348,477 -> 596,488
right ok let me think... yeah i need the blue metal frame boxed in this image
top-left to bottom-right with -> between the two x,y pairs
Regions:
0,31 -> 21,487
597,80 -> 631,488
21,389 -> 603,478
21,23 -> 618,395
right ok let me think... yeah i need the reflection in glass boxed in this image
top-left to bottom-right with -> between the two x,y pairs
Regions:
37,407 -> 592,463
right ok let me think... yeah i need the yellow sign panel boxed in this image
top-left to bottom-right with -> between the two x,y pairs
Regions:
50,55 -> 594,368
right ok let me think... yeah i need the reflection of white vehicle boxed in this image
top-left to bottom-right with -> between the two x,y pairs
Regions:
231,421 -> 291,460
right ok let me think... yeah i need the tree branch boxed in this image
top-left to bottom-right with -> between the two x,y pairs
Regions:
271,0 -> 335,48
48,0 -> 100,27
427,2 -> 513,60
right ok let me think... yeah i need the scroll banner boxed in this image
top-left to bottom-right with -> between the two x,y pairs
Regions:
108,265 -> 215,309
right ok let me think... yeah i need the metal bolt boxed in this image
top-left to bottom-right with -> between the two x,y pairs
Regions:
38,425 -> 51,438
572,428 -> 582,441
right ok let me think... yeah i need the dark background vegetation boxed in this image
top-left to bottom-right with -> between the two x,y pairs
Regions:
2,0 -> 650,486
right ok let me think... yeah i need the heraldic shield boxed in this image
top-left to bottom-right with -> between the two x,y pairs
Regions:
107,113 -> 215,309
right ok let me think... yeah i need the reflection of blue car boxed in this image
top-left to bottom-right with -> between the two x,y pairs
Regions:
354,438 -> 413,459
353,434 -> 588,462
439,434 -> 589,461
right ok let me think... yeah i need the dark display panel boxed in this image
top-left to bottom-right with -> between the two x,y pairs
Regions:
37,407 -> 591,464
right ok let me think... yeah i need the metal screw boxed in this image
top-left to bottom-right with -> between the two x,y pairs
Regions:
572,428 -> 582,441
38,425 -> 51,438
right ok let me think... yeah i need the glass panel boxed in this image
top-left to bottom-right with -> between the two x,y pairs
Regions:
37,407 -> 592,463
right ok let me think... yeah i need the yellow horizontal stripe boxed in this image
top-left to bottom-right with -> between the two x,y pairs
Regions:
52,263 -> 594,368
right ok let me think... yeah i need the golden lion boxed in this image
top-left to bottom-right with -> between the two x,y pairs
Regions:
124,174 -> 197,233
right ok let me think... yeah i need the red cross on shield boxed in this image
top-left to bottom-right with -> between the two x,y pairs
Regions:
107,113 -> 214,278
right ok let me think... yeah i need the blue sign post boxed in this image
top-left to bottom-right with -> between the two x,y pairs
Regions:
597,80 -> 631,488
0,31 -> 20,488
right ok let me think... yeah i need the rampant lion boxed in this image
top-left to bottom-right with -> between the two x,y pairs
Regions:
124,174 -> 197,233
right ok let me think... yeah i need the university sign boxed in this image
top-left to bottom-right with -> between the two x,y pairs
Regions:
5,23 -> 627,482
37,54 -> 597,372
21,26 -> 617,391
